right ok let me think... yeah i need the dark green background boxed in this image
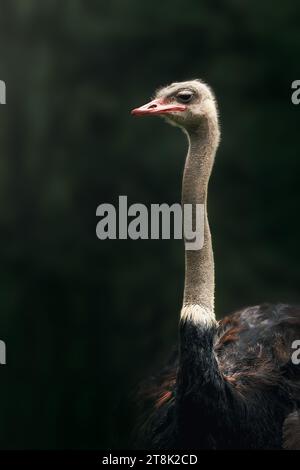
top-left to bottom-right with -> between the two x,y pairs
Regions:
0,0 -> 299,448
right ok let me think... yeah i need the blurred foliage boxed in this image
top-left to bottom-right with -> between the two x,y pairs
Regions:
0,0 -> 299,449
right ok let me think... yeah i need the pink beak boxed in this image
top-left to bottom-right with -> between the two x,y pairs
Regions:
131,98 -> 186,116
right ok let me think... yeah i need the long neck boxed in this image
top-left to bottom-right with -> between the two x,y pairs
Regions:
177,114 -> 226,428
180,117 -> 219,327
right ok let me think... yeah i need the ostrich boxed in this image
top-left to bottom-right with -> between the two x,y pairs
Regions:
131,80 -> 300,449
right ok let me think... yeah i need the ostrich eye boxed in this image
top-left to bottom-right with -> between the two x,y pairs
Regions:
176,91 -> 194,103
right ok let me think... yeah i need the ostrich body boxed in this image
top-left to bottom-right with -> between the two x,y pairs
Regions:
131,80 -> 300,449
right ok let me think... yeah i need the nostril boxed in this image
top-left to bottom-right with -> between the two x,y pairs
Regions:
148,104 -> 157,109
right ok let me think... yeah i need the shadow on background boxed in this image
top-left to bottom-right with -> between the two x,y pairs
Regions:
0,0 -> 299,448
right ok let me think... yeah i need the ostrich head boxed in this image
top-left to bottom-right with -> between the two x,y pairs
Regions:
131,79 -> 218,133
